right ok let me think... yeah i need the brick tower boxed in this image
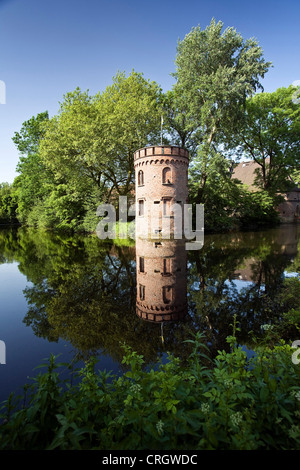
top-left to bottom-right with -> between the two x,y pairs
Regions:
134,145 -> 189,238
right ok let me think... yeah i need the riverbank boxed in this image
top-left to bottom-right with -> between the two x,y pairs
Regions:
0,328 -> 299,450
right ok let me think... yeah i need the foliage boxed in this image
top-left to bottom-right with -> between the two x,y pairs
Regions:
39,72 -> 162,213
172,19 -> 271,204
291,168 -> 300,186
235,186 -> 281,228
8,71 -> 162,231
7,23 -> 288,233
188,155 -> 280,232
0,183 -> 18,224
0,331 -> 299,450
11,111 -> 56,224
232,86 -> 300,192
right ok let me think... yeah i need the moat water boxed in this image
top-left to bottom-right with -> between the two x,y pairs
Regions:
0,224 -> 299,403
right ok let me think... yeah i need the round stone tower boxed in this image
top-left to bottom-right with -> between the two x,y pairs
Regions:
134,145 -> 189,238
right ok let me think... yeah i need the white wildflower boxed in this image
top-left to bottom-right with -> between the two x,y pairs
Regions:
230,411 -> 243,427
261,324 -> 273,331
224,378 -> 233,388
200,402 -> 210,415
129,383 -> 141,394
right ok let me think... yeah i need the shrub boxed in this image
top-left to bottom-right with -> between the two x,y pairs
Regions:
0,333 -> 299,450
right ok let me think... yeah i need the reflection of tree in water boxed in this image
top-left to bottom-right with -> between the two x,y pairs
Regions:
0,224 -> 299,367
186,225 -> 300,356
0,228 -> 185,365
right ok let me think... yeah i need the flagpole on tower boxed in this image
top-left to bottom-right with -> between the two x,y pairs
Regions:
160,115 -> 163,146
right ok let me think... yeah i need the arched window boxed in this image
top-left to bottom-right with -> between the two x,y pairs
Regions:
162,167 -> 171,184
138,170 -> 144,186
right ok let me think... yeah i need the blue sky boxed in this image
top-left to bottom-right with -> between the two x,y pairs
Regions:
0,0 -> 299,184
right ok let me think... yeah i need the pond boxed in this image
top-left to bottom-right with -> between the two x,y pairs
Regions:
0,224 -> 299,403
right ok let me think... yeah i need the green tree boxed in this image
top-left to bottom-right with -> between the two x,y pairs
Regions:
12,111 -> 54,223
98,71 -> 163,199
40,72 -> 163,209
162,89 -> 198,152
171,19 -> 271,204
12,111 -> 49,155
291,168 -> 300,186
0,182 -> 18,224
233,86 -> 300,193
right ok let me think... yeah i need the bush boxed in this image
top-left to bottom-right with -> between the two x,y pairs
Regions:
0,333 -> 299,450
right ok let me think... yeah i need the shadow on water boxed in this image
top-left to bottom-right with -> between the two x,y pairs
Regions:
0,223 -> 299,400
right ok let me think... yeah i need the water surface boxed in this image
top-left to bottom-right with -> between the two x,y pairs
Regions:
0,224 -> 299,403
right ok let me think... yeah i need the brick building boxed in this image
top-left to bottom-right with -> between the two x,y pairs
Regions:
134,145 -> 189,238
232,160 -> 300,223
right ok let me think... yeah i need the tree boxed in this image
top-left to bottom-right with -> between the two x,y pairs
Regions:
12,72 -> 163,231
12,111 -> 54,223
98,71 -> 163,199
162,89 -> 198,152
40,72 -> 163,204
0,182 -> 18,224
232,86 -> 300,193
171,19 -> 271,203
12,111 -> 49,155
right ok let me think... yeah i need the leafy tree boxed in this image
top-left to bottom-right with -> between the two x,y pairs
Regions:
97,71 -> 163,199
11,72 -> 163,231
291,168 -> 300,186
40,72 -> 163,210
171,19 -> 271,204
11,111 -> 54,223
232,85 -> 300,193
12,111 -> 49,155
162,89 -> 198,152
39,89 -> 105,190
0,182 -> 18,224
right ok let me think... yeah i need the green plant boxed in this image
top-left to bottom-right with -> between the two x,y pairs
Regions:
0,333 -> 299,450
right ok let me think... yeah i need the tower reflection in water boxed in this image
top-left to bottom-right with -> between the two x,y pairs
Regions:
136,237 -> 188,323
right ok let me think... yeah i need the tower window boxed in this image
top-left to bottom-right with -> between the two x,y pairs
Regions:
162,285 -> 172,304
163,258 -> 171,275
138,170 -> 144,186
163,198 -> 171,216
139,284 -> 145,300
138,199 -> 144,216
162,167 -> 172,184
139,256 -> 145,273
